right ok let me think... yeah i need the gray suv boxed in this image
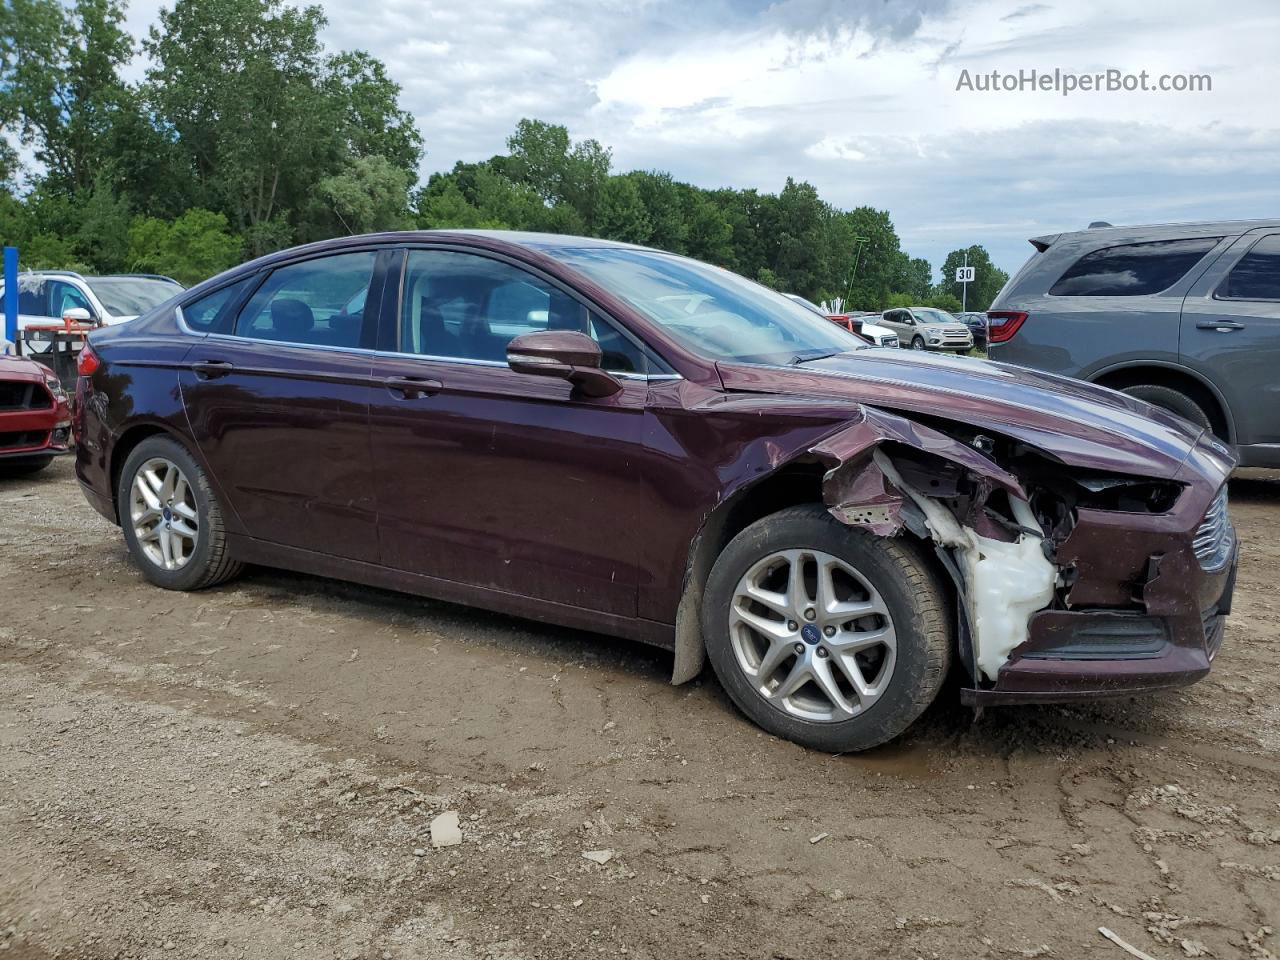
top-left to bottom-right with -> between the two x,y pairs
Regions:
989,220 -> 1280,468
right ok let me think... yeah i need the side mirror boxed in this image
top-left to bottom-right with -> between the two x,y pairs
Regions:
62,306 -> 93,327
506,330 -> 622,398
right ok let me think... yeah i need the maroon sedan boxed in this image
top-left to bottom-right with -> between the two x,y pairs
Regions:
72,232 -> 1237,751
0,353 -> 71,475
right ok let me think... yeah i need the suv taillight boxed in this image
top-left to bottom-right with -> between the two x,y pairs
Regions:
986,311 -> 1028,344
77,343 -> 101,376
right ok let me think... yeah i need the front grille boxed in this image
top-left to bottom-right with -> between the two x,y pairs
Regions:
0,430 -> 49,451
882,336 -> 898,348
1021,614 -> 1170,660
1193,486 -> 1234,571
0,380 -> 53,411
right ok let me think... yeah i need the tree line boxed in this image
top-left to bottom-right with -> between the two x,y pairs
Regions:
0,0 -> 1007,309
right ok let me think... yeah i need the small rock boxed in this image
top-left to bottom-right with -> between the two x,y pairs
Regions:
572,899 -> 583,907
582,849 -> 615,865
413,848 -> 426,857
809,832 -> 829,844
431,811 -> 462,848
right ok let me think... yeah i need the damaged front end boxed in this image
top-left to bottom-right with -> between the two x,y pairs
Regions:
812,406 -> 1237,705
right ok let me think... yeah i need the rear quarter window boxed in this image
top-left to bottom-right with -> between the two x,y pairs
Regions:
1219,234 -> 1280,300
1048,237 -> 1222,297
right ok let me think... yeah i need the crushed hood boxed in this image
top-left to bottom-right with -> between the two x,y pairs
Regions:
716,350 -> 1219,479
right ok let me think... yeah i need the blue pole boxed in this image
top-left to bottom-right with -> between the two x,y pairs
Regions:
2,246 -> 17,353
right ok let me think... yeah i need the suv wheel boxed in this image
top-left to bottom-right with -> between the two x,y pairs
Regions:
911,336 -> 926,351
702,505 -> 952,752
1120,384 -> 1212,432
118,435 -> 243,590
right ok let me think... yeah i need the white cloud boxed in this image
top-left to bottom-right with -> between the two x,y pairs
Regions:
110,0 -> 1280,274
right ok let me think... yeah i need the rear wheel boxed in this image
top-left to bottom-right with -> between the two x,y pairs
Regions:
911,336 -> 926,351
702,505 -> 952,752
1120,384 -> 1212,432
118,435 -> 242,590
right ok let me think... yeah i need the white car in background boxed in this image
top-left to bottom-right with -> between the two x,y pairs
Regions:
783,294 -> 900,348
0,271 -> 184,353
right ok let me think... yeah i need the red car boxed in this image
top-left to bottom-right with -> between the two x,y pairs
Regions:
73,232 -> 1236,752
0,354 -> 71,476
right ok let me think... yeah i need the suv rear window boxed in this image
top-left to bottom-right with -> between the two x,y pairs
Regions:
1049,237 -> 1221,297
1220,234 -> 1280,300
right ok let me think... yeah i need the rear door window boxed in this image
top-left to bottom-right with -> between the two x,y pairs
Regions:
1219,235 -> 1280,300
1049,237 -> 1222,297
233,251 -> 376,348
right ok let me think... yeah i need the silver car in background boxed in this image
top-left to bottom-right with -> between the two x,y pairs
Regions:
879,307 -> 974,352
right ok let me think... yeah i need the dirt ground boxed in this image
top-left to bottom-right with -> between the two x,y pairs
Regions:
1,458 -> 1278,960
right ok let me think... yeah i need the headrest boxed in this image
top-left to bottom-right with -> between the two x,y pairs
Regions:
270,299 -> 314,339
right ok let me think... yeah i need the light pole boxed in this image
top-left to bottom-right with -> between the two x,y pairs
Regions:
842,236 -> 870,308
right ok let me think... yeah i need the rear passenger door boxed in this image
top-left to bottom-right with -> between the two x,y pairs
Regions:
1181,230 -> 1280,450
180,249 -> 391,562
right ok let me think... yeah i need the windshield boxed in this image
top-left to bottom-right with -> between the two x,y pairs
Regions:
557,248 -> 859,365
784,294 -> 827,317
912,308 -> 957,325
86,277 -> 184,317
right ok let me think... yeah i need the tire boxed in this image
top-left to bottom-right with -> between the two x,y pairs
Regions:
911,336 -> 926,351
118,435 -> 242,590
0,455 -> 54,477
702,504 -> 952,752
1120,384 -> 1212,432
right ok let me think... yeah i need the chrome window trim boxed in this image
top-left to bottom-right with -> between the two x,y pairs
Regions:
170,318 -> 683,382
375,349 -> 677,382
179,322 -> 381,357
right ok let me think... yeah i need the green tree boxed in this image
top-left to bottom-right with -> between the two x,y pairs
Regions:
505,119 -> 610,229
0,0 -> 135,193
595,176 -> 650,244
127,208 -> 243,284
142,0 -> 421,255
938,245 -> 1008,312
315,155 -> 414,236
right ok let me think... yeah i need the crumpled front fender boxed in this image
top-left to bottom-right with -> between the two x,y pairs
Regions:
810,406 -> 1027,535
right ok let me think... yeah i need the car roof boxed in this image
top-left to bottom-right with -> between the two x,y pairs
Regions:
1031,218 -> 1280,251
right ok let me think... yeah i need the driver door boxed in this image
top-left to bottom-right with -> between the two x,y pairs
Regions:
368,248 -> 652,617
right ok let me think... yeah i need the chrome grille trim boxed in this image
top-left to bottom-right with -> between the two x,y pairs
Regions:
1193,486 -> 1233,571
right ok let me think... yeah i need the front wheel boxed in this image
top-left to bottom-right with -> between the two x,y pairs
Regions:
702,505 -> 952,752
911,336 -> 926,351
118,435 -> 243,590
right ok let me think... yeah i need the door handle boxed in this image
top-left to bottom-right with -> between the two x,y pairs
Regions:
383,376 -> 442,399
191,360 -> 234,379
1196,320 -> 1245,332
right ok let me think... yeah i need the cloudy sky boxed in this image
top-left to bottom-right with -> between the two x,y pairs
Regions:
120,0 -> 1279,277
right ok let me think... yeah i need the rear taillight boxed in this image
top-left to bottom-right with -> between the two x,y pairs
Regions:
986,311 -> 1028,344
78,343 -> 101,376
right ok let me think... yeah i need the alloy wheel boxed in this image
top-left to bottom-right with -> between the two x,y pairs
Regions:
728,549 -> 897,723
130,457 -> 199,571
